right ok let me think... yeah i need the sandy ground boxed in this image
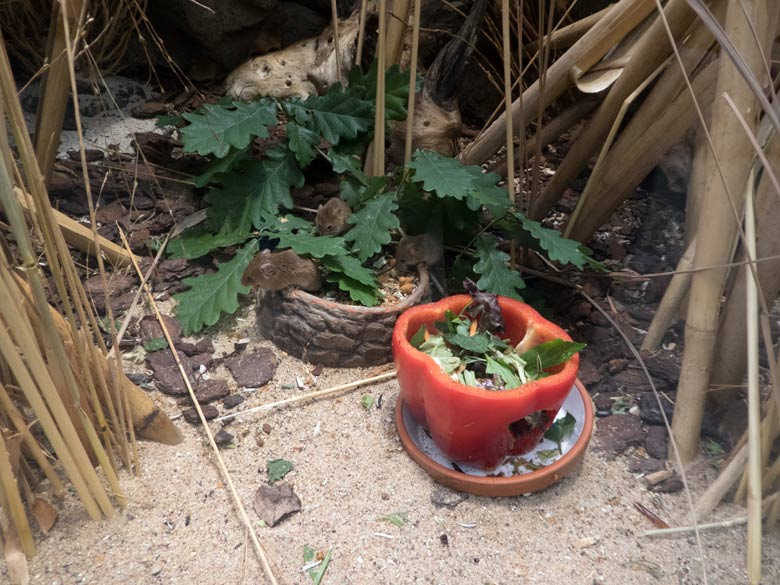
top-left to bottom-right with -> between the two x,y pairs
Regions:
15,303 -> 780,585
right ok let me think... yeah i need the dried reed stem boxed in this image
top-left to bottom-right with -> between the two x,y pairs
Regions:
403,0 -> 421,164
217,371 -> 397,423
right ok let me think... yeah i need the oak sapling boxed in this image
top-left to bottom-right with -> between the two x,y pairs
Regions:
242,249 -> 321,292
315,197 -> 352,236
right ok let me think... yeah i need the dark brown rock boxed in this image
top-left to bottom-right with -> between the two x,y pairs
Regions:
147,350 -> 192,396
182,404 -> 218,423
594,414 -> 645,459
222,394 -> 246,409
214,428 -> 234,448
140,314 -> 182,345
578,357 -> 602,387
225,348 -> 278,388
194,379 -> 230,403
189,352 -> 215,371
262,423 -> 272,434
592,392 -> 621,417
644,426 -> 668,460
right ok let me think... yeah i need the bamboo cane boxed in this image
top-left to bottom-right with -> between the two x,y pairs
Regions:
330,0 -> 342,83
743,166 -> 762,584
372,0 -> 388,177
461,0 -> 655,166
488,97 -> 600,177
641,238 -> 697,352
0,430 -> 34,557
33,0 -> 84,188
564,57 -> 718,242
530,0 -> 696,220
356,0 -> 369,66
671,0 -> 774,464
403,0 -> 421,164
710,134 -> 780,397
500,0 -> 514,203
385,0 -> 411,66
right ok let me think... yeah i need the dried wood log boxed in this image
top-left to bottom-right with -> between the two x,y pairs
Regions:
225,11 -> 362,100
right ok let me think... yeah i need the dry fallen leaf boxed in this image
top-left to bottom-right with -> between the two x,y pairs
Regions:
253,483 -> 301,527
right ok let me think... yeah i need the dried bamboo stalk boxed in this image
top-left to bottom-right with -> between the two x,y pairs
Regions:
672,0 -> 774,464
372,0 -> 388,177
385,0 -> 411,66
564,57 -> 718,242
461,0 -> 655,166
540,5 -> 612,50
488,97 -> 599,177
0,381 -> 65,495
403,0 -> 421,164
501,0 -> 514,202
0,430 -> 34,557
532,0 -> 696,220
710,134 -> 780,396
331,0 -> 342,82
641,238 -> 697,352
743,166 -> 762,584
33,0 -> 84,188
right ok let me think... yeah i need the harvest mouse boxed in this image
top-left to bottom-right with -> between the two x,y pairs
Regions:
395,234 -> 443,272
241,249 -> 321,292
315,197 -> 352,236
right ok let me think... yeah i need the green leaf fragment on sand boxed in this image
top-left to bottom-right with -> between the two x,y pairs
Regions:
267,458 -> 294,484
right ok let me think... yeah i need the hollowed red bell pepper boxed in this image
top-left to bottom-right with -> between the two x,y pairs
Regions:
393,294 -> 580,470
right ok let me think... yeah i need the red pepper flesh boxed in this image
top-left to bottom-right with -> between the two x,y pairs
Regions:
393,295 -> 580,470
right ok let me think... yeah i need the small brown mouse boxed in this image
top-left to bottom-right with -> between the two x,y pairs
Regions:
395,234 -> 443,272
315,197 -> 352,236
242,249 -> 321,292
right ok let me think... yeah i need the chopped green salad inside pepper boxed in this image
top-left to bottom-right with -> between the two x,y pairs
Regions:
410,280 -> 585,391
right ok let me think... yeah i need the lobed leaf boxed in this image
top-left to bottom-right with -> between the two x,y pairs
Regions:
173,240 -> 258,335
343,193 -> 399,261
180,99 -> 277,158
473,234 -> 525,300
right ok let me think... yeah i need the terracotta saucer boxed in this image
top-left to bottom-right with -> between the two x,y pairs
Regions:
395,379 -> 594,497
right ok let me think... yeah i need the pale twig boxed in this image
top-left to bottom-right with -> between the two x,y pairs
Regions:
117,229 -> 280,585
216,371 -> 397,423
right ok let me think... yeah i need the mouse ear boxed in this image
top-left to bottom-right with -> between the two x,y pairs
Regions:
261,263 -> 277,279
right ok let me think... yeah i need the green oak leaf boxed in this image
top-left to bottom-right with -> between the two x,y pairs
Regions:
286,121 -> 319,167
173,240 -> 258,335
516,214 -> 589,269
407,149 -> 471,201
209,149 -> 303,229
194,146 -> 250,188
283,89 -> 373,146
180,99 -> 277,158
320,254 -> 378,288
273,233 -> 348,258
473,234 -> 525,300
343,193 -> 399,261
